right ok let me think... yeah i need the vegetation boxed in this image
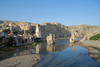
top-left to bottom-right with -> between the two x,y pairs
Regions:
12,22 -> 16,25
28,33 -> 32,35
89,34 -> 100,40
13,30 -> 18,34
32,42 -> 37,47
1,35 -> 5,38
4,29 -> 10,32
6,25 -> 9,27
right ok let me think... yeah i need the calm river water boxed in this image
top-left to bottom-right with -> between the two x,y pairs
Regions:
0,39 -> 100,67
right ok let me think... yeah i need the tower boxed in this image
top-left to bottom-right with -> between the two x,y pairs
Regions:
35,24 -> 41,38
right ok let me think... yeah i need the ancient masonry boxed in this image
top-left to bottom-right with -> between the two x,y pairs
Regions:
70,33 -> 75,43
70,29 -> 75,43
46,33 -> 55,44
35,24 -> 41,38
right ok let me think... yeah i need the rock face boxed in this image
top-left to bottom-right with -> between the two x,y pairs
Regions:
80,33 -> 95,42
67,24 -> 100,37
40,22 -> 71,38
46,33 -> 55,44
0,20 -> 100,38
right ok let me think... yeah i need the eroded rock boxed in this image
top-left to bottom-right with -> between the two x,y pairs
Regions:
46,34 -> 55,44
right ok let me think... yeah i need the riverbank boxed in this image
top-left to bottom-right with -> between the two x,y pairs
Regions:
76,41 -> 100,62
0,45 -> 33,52
0,54 -> 41,67
82,40 -> 100,49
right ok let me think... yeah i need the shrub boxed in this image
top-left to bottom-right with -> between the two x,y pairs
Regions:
28,33 -> 32,35
6,25 -> 9,27
4,29 -> 10,32
1,35 -> 5,38
32,42 -> 37,47
89,34 -> 100,40
13,30 -> 18,34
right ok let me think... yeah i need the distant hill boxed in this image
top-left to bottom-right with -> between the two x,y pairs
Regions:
0,20 -> 12,24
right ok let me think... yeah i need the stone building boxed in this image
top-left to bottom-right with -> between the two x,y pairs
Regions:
35,24 -> 41,38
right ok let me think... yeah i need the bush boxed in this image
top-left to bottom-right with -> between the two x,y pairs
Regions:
89,34 -> 100,40
32,42 -> 37,47
6,25 -> 9,27
1,35 -> 5,38
28,33 -> 32,35
4,29 -> 10,32
13,30 -> 18,34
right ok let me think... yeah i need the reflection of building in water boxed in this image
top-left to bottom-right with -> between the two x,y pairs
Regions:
36,43 -> 47,54
70,43 -> 75,52
36,43 -> 69,54
46,44 -> 55,52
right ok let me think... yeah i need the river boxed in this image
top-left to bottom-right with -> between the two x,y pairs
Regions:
0,39 -> 100,67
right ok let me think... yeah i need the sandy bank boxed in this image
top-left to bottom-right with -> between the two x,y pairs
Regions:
0,54 -> 41,67
76,41 -> 100,62
82,40 -> 100,49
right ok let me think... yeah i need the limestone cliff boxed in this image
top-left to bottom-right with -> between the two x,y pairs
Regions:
67,24 -> 100,37
0,20 -> 100,38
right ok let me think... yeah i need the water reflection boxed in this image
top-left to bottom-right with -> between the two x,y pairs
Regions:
46,44 -> 55,52
70,43 -> 75,52
35,41 -> 69,54
0,46 -> 35,61
36,43 -> 47,54
0,39 -> 100,67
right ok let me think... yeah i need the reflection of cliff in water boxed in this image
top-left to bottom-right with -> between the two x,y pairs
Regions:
36,42 -> 69,54
0,46 -> 35,61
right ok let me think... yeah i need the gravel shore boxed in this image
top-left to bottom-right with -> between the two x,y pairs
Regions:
0,54 -> 41,67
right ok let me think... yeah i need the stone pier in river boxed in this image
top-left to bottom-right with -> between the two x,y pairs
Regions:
70,33 -> 75,43
46,34 -> 55,44
70,29 -> 75,43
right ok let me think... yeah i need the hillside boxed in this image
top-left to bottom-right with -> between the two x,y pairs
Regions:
0,20 -> 100,38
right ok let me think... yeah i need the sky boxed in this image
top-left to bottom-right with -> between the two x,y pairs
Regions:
0,0 -> 100,26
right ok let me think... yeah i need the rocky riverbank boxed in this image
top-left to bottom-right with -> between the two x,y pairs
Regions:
76,41 -> 100,62
0,54 -> 41,67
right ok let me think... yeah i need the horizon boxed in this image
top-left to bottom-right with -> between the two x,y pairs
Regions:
0,0 -> 100,26
1,19 -> 100,26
